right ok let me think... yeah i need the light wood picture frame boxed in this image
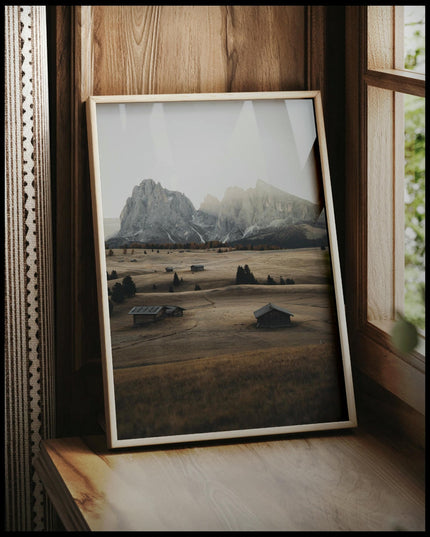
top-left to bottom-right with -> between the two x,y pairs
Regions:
86,91 -> 357,449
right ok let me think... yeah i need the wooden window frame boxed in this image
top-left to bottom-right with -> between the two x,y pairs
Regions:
345,6 -> 425,417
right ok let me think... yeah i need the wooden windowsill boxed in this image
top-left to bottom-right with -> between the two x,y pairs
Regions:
351,323 -> 425,418
34,428 -> 425,532
368,318 -> 426,366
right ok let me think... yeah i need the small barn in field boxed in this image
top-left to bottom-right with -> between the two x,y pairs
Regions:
191,264 -> 204,272
164,305 -> 185,317
254,303 -> 294,328
128,305 -> 164,326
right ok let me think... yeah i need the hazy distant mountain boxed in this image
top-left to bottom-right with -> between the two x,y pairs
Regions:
196,179 -> 321,244
106,178 -> 327,248
199,193 -> 221,216
103,217 -> 120,239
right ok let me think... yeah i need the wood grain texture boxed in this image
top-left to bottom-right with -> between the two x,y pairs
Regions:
323,7 -> 346,273
344,6 -> 367,332
352,368 -> 425,449
47,5 -> 74,436
354,326 -> 425,415
37,432 -> 425,532
87,5 -> 306,96
367,85 -> 395,321
367,6 -> 395,70
307,6 -> 326,101
34,449 -> 89,531
72,7 -> 102,373
364,69 -> 426,97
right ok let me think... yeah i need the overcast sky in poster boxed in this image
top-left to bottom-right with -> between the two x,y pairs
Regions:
96,98 -> 320,219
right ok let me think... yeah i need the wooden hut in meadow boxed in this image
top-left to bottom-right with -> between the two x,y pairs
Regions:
254,303 -> 294,328
128,305 -> 164,325
164,305 -> 185,317
191,264 -> 204,272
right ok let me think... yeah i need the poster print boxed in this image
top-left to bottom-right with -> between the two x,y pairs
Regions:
87,91 -> 357,448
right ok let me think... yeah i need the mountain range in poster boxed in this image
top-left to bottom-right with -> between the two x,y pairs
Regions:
105,178 -> 328,249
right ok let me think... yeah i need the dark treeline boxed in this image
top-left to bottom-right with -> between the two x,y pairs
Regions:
106,240 -> 227,251
105,241 -> 289,252
235,265 -> 295,286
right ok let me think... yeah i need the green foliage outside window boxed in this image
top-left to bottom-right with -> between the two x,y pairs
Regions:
403,8 -> 425,333
392,8 -> 425,352
404,6 -> 425,73
404,94 -> 425,331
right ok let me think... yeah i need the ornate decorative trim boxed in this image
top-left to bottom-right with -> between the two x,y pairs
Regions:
4,5 -> 55,531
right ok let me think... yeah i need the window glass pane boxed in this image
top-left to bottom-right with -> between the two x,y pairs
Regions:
404,93 -> 425,332
404,5 -> 425,74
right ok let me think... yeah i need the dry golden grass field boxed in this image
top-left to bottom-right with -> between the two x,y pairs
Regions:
105,247 -> 348,440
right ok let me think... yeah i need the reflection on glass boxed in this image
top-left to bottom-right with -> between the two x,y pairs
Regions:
404,93 -> 425,332
404,5 -> 425,74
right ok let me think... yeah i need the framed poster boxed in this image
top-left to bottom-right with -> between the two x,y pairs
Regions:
86,91 -> 357,449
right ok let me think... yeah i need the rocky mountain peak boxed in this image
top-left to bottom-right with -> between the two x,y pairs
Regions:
117,178 -> 198,244
107,178 -> 325,249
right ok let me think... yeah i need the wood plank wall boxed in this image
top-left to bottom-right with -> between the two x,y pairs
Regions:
48,6 -> 338,437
